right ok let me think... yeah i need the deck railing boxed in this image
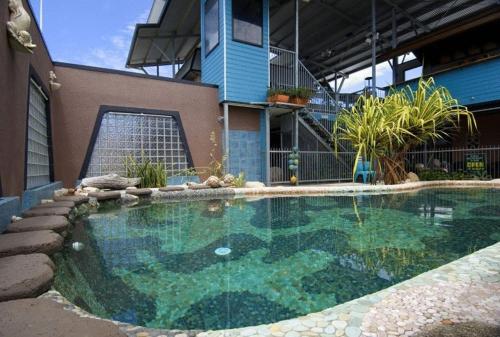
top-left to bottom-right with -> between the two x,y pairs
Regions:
269,149 -> 356,184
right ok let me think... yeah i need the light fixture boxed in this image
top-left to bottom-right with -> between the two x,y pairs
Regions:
215,247 -> 231,256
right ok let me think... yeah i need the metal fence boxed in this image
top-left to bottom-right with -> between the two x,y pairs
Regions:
406,146 -> 500,179
270,149 -> 355,184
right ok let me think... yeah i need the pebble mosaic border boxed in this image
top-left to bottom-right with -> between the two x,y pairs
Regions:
43,180 -> 500,337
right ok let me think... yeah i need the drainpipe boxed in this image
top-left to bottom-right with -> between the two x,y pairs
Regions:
223,103 -> 230,174
294,0 -> 299,89
371,0 -> 377,97
391,8 -> 398,85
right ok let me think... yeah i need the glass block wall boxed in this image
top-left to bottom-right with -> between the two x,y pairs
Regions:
86,112 -> 190,178
26,81 -> 51,189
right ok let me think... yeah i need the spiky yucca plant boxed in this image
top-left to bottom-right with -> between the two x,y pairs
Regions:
333,78 -> 476,184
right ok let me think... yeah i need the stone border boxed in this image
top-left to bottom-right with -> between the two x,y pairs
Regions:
44,180 -> 500,337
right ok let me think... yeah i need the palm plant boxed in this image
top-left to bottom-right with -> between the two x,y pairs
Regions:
332,78 -> 477,184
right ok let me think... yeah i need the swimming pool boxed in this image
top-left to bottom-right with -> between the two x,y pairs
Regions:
54,188 -> 500,330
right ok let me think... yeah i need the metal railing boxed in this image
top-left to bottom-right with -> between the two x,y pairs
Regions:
270,149 -> 356,184
405,146 -> 500,179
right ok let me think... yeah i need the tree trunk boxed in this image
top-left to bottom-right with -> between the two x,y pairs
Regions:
81,174 -> 141,190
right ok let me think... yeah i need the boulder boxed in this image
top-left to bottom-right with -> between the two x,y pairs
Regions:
407,172 -> 420,182
34,201 -> 75,209
0,231 -> 63,258
82,186 -> 100,193
126,188 -> 152,196
244,181 -> 266,188
81,174 -> 140,190
0,254 -> 55,301
22,207 -> 72,218
120,193 -> 139,204
223,174 -> 235,185
53,195 -> 89,206
6,216 -> 69,234
53,188 -> 69,198
88,191 -> 121,201
159,186 -> 185,192
0,298 -> 128,337
205,176 -> 221,188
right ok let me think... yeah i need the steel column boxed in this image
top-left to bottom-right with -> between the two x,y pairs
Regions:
371,0 -> 377,96
295,0 -> 299,88
391,8 -> 398,85
223,103 -> 230,173
265,109 -> 271,186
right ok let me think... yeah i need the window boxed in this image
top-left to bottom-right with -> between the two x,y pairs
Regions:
86,112 -> 190,178
204,0 -> 219,56
233,0 -> 263,46
26,80 -> 51,189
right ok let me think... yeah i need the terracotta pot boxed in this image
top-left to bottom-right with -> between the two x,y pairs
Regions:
290,97 -> 309,105
267,94 -> 290,103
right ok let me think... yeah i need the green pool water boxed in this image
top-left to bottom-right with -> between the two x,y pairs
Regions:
54,188 -> 500,330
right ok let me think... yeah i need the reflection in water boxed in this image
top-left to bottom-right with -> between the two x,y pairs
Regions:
54,189 -> 500,330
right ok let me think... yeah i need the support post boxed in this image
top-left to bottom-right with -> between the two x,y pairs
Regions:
223,103 -> 230,174
171,38 -> 176,78
371,0 -> 377,96
265,109 -> 271,186
156,63 -> 160,77
294,110 -> 299,185
391,8 -> 398,85
294,0 -> 299,88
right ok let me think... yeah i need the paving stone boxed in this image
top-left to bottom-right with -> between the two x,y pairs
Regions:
0,231 -> 63,257
159,186 -> 185,192
345,327 -> 361,337
53,195 -> 89,205
332,321 -> 348,330
6,216 -> 69,234
126,188 -> 153,196
88,191 -> 122,201
22,207 -> 72,218
0,254 -> 55,301
0,298 -> 128,336
34,201 -> 76,209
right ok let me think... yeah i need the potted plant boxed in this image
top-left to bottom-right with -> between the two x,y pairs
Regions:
289,87 -> 313,105
267,88 -> 290,103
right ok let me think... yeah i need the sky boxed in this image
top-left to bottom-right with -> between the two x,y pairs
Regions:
28,0 -> 420,93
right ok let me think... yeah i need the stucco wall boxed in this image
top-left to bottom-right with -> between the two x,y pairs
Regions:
0,0 -> 54,197
51,64 -> 222,187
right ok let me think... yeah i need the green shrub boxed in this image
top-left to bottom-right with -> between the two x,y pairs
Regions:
124,155 -> 167,188
418,169 -> 480,181
233,172 -> 246,188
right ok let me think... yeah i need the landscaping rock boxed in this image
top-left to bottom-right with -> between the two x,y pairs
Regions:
82,173 -> 140,190
120,193 -> 139,204
205,176 -> 221,188
0,231 -> 63,257
22,207 -> 72,218
188,184 -> 212,190
53,195 -> 89,205
159,186 -> 185,192
244,181 -> 266,188
407,172 -> 420,182
223,174 -> 235,185
126,188 -> 152,196
5,216 -> 69,234
0,254 -> 55,301
34,201 -> 76,209
88,191 -> 122,201
0,298 -> 128,337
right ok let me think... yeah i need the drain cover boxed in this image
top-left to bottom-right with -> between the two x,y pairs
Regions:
215,247 -> 231,256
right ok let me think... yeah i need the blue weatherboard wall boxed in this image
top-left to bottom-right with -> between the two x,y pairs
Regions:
22,181 -> 63,210
201,0 -> 270,103
400,57 -> 500,106
0,197 -> 20,233
228,130 -> 262,181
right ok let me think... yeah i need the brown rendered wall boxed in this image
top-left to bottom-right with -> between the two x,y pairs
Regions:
229,106 -> 261,131
0,0 -> 54,197
51,64 -> 222,187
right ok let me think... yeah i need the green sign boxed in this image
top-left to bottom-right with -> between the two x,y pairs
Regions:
465,153 -> 486,174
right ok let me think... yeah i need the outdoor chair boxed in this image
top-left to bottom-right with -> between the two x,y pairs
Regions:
354,160 -> 376,184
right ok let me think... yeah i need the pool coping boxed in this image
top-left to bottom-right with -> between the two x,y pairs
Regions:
44,180 -> 500,337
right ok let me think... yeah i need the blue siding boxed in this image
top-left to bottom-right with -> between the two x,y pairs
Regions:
400,58 -> 500,106
228,130 -> 262,181
225,0 -> 269,103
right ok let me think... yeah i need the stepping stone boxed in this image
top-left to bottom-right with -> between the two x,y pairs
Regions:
159,186 -> 185,192
126,188 -> 152,196
88,191 -> 121,201
6,216 -> 69,234
0,298 -> 128,337
188,184 -> 211,190
0,231 -> 63,258
0,254 -> 55,301
22,207 -> 72,218
34,201 -> 75,209
53,195 -> 89,205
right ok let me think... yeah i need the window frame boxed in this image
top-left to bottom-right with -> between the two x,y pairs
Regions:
204,0 -> 220,57
232,0 -> 264,48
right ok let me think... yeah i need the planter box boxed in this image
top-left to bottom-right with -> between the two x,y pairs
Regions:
267,95 -> 289,103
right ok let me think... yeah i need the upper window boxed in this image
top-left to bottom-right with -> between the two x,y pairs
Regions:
233,0 -> 263,47
204,0 -> 219,56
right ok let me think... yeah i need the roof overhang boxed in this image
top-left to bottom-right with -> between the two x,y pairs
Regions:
126,0 -> 200,69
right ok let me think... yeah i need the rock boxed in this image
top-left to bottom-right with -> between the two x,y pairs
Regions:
432,158 -> 441,168
82,186 -> 100,193
415,163 -> 425,171
11,216 -> 22,222
0,254 -> 55,301
407,172 -> 420,182
88,191 -> 122,201
244,181 -> 266,188
53,188 -> 69,198
81,174 -> 140,190
53,195 -> 89,206
223,174 -> 235,185
33,201 -> 75,209
0,231 -> 63,258
125,186 -> 137,190
159,186 -> 185,192
205,176 -> 221,188
120,194 -> 139,204
6,216 -> 69,234
22,207 -> 72,218
0,298 -> 128,336
126,188 -> 152,196
188,184 -> 212,190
